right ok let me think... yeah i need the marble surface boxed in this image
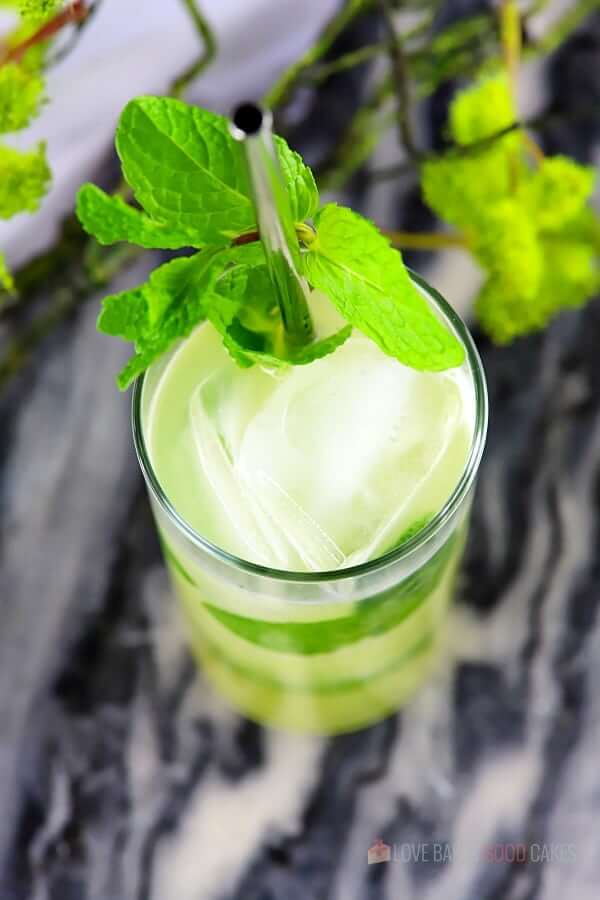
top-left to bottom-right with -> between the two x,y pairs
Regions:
4,284 -> 600,900
2,4 -> 600,900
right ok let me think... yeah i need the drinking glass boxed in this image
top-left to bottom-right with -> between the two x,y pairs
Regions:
132,273 -> 488,734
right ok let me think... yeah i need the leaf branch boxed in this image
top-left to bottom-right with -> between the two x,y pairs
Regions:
0,0 -> 89,67
500,0 -> 545,167
171,0 -> 217,98
263,0 -> 372,109
306,12 -> 433,85
527,0 -> 598,55
377,0 -> 419,160
309,41 -> 387,84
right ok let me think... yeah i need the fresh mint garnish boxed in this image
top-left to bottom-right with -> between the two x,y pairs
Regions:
100,248 -> 225,389
77,184 -> 200,249
77,96 -> 465,388
210,261 -> 352,368
301,205 -> 465,371
114,97 -> 318,246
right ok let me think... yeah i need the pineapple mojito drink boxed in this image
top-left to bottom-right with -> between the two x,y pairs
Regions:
136,285 -> 480,734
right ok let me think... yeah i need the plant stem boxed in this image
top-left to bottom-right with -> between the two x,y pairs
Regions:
522,130 -> 545,163
263,0 -> 371,109
0,0 -> 89,66
369,117 -> 539,182
232,230 -> 259,247
316,74 -> 394,189
314,0 -> 595,188
315,14 -> 498,187
500,0 -> 546,167
529,0 -> 598,54
171,0 -> 217,98
306,12 -> 433,85
46,0 -> 105,67
522,0 -> 551,21
500,0 -> 521,99
231,222 -> 468,258
383,229 -> 467,250
369,120 -> 527,182
309,41 -> 388,84
377,0 -> 419,160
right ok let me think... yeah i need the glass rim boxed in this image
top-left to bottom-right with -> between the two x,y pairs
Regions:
132,271 -> 488,584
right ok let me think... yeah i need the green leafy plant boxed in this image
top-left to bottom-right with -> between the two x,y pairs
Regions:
0,0 -> 89,289
421,73 -> 599,343
77,96 -> 464,388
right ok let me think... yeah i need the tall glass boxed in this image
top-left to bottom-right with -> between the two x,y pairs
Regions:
133,274 -> 488,735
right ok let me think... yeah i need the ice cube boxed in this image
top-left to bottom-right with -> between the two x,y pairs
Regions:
236,332 -> 472,569
172,293 -> 473,573
189,371 -> 301,569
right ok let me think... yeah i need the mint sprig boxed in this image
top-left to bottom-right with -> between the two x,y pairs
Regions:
301,205 -> 465,370
77,96 -> 465,389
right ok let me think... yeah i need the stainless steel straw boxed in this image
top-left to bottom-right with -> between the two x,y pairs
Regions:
230,103 -> 314,348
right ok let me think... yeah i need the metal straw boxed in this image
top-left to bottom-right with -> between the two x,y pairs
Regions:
230,103 -> 314,348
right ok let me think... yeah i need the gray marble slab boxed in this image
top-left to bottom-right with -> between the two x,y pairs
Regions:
2,260 -> 600,900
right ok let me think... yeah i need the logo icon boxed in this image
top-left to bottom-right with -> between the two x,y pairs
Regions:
368,839 -> 391,865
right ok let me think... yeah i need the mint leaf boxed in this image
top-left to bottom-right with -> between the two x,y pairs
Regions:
289,325 -> 353,364
115,97 -> 318,246
77,184 -> 199,249
209,260 -> 352,368
234,265 -> 279,335
103,244 -> 265,388
273,136 -> 319,222
209,263 -> 283,367
218,322 -> 353,370
98,248 -> 226,390
302,205 -> 465,371
97,286 -> 148,340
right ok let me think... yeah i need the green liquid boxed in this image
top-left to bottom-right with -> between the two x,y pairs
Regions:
143,292 -> 475,733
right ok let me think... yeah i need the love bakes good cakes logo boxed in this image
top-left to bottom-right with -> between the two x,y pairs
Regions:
367,840 -> 577,866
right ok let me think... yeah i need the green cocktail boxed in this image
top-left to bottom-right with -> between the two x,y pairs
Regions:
134,278 -> 486,734
77,94 -> 487,734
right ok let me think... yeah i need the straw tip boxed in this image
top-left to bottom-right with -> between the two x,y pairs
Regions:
230,102 -> 271,139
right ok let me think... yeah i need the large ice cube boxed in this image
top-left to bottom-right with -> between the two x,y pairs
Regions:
186,326 -> 473,572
